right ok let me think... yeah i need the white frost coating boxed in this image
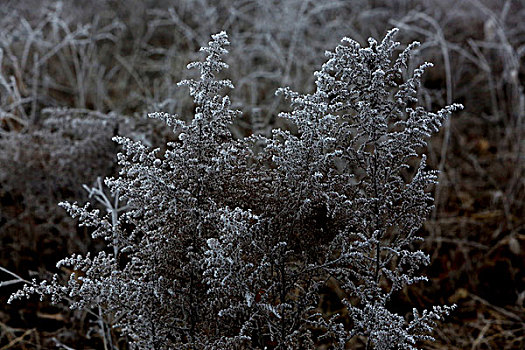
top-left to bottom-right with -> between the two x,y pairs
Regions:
10,29 -> 460,349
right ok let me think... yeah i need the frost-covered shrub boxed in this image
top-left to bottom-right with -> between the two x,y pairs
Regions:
10,30 -> 460,349
0,109 -> 118,271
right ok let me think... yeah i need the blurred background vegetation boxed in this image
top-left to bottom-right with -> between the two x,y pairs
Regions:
0,0 -> 523,348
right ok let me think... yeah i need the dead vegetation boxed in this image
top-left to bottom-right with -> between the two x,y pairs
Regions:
1,0 -> 523,348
